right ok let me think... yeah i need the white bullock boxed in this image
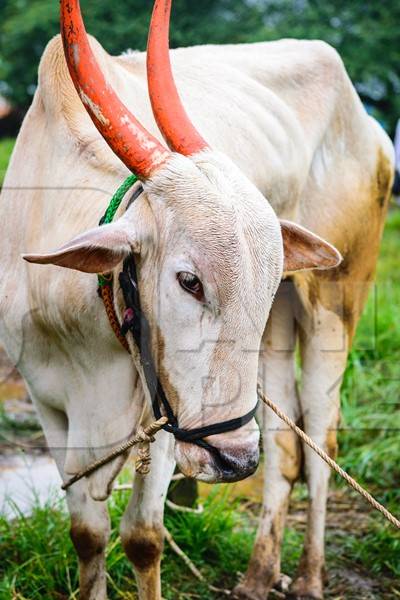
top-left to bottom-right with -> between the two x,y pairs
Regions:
0,0 -> 393,598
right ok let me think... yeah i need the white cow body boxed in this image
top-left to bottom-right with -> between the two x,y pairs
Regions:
0,34 -> 393,600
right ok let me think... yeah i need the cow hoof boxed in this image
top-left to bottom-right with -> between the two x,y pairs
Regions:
287,596 -> 322,600
287,579 -> 323,600
231,583 -> 265,600
287,596 -> 319,600
273,573 -> 292,593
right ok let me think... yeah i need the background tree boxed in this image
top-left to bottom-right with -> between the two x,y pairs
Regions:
0,0 -> 399,133
252,0 -> 400,132
0,0 -> 263,110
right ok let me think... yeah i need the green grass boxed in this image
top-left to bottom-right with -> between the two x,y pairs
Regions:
0,138 -> 15,187
0,137 -> 399,597
0,488 -> 256,600
339,209 -> 400,506
1,484 -> 396,599
329,208 -> 400,587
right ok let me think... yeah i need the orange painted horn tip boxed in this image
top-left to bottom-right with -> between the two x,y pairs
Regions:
59,0 -> 171,178
146,0 -> 209,156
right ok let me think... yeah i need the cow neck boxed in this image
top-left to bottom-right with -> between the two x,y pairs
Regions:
98,175 -> 258,461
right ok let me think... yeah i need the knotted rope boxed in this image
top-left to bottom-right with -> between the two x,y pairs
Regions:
97,173 -> 138,353
61,417 -> 167,490
99,284 -> 130,352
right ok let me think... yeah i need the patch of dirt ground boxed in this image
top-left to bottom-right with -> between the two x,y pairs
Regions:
290,491 -> 399,599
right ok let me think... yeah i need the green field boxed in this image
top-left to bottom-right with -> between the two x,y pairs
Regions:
1,138 -> 399,599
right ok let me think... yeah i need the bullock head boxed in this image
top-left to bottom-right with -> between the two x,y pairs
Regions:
24,0 -> 341,483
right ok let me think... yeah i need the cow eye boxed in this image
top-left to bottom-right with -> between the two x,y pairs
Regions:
177,271 -> 204,301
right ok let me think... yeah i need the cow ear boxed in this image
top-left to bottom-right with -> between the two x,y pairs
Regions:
22,221 -> 139,274
280,220 -> 342,273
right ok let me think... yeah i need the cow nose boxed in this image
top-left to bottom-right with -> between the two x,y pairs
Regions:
211,443 -> 260,482
174,419 -> 260,483
174,438 -> 260,483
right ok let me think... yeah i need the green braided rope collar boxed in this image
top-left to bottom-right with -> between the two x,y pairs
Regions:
98,174 -> 138,287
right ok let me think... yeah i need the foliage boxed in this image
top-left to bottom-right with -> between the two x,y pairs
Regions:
0,0 -> 263,111
0,1 -> 400,131
0,138 -> 15,187
253,0 -> 400,132
0,488 -> 254,600
0,482 -> 398,598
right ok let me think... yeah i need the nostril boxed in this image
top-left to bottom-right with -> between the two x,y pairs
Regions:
211,445 -> 259,482
174,439 -> 260,483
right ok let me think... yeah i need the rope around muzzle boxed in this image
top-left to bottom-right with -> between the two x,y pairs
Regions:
61,386 -> 400,530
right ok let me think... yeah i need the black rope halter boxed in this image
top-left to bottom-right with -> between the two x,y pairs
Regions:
118,188 -> 258,459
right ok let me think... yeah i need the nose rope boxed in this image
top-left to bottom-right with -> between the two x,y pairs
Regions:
60,384 -> 400,531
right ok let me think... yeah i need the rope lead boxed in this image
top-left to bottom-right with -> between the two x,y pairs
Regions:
257,385 -> 400,530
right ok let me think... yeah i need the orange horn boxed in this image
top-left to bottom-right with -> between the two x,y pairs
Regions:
60,0 -> 170,179
147,0 -> 209,156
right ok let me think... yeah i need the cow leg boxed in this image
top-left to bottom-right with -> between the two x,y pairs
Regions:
234,282 -> 301,600
289,297 -> 349,600
67,484 -> 110,600
120,429 -> 175,600
289,143 -> 391,598
34,401 -> 110,600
